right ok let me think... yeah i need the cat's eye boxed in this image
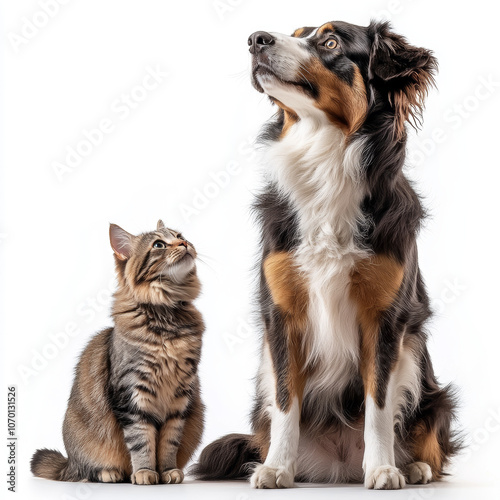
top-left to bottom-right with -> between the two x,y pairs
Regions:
324,39 -> 338,49
153,240 -> 166,249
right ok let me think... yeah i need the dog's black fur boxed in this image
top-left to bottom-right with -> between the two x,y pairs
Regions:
193,20 -> 460,488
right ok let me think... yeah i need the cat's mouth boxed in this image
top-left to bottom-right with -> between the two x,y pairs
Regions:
162,256 -> 193,285
165,248 -> 195,275
172,249 -> 194,264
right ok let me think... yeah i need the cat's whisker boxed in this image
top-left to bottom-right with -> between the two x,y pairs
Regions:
195,252 -> 218,264
195,257 -> 217,274
32,221 -> 205,484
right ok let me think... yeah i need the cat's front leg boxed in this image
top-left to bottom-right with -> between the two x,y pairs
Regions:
157,411 -> 186,484
122,419 -> 159,485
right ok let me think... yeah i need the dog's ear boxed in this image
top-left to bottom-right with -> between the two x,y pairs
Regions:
368,21 -> 438,139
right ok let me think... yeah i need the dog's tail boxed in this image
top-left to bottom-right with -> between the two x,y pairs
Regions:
191,433 -> 261,480
31,449 -> 68,481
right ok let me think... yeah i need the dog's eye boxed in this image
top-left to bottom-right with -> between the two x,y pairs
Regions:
153,241 -> 166,249
324,39 -> 338,49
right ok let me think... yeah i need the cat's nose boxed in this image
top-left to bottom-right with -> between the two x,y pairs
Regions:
176,240 -> 188,248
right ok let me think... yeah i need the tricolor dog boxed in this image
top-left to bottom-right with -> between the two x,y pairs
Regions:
194,20 -> 459,490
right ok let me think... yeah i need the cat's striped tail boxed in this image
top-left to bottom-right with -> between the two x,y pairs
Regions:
31,448 -> 68,480
191,433 -> 261,480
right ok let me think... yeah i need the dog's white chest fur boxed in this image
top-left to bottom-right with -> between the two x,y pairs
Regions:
265,119 -> 368,400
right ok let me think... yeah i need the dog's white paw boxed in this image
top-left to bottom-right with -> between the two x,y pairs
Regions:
250,464 -> 295,489
406,462 -> 432,484
365,465 -> 406,490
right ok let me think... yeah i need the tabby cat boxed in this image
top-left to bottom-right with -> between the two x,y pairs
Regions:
31,220 -> 205,484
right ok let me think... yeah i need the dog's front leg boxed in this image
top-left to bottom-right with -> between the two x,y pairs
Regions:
251,252 -> 308,489
362,365 -> 405,490
350,254 -> 406,490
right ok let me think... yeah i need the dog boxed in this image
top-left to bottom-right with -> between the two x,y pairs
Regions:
193,19 -> 460,490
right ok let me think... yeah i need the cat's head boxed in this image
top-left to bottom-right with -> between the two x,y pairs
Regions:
109,220 -> 200,305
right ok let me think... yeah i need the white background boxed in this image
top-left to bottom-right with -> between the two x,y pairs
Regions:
1,1 -> 499,499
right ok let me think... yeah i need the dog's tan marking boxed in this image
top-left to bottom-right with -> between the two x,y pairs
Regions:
288,338 -> 308,408
263,252 -> 308,324
317,22 -> 335,35
264,252 -> 309,409
412,422 -> 443,480
282,109 -> 299,138
351,255 -> 404,312
272,99 -> 300,138
303,59 -> 368,135
350,255 -> 404,397
292,27 -> 305,38
253,421 -> 271,462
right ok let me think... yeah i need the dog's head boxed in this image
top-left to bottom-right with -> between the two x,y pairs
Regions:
248,21 -> 437,138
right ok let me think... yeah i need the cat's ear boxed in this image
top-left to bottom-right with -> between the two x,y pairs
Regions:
368,21 -> 437,138
109,224 -> 134,261
157,219 -> 165,231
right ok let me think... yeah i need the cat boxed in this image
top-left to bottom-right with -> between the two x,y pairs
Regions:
31,220 -> 205,485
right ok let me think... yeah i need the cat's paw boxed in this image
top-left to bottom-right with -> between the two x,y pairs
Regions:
365,465 -> 406,490
131,469 -> 159,485
98,468 -> 123,483
161,468 -> 184,484
250,464 -> 295,489
406,462 -> 433,484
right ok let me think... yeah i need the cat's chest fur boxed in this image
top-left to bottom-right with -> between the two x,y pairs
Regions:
112,304 -> 203,420
124,334 -> 201,420
156,336 -> 199,389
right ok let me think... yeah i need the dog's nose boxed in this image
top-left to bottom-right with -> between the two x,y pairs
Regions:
248,31 -> 275,54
